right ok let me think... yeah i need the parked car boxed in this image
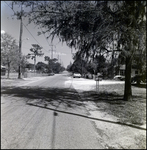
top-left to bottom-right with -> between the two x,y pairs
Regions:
73,73 -> 81,78
114,75 -> 125,81
131,74 -> 146,84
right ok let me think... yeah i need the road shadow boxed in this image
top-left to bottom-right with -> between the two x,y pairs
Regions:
1,86 -> 85,109
2,85 -> 144,106
1,85 -> 146,130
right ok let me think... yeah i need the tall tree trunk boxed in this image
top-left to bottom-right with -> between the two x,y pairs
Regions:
124,56 -> 132,101
34,56 -> 36,73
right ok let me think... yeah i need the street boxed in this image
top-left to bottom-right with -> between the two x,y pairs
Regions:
1,71 -> 104,149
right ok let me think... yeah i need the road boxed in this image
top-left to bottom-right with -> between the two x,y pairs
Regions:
1,71 -> 104,149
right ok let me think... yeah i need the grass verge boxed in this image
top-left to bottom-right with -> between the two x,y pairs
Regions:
81,84 -> 146,126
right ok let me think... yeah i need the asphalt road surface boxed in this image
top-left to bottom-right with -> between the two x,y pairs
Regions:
1,71 -> 104,149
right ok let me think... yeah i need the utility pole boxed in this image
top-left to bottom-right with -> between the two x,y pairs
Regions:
18,4 -> 23,79
48,44 -> 56,73
49,44 -> 56,59
58,54 -> 60,62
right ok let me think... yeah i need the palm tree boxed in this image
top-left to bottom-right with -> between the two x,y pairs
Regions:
27,44 -> 44,72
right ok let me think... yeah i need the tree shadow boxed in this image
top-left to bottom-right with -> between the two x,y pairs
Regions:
2,85 -> 145,106
1,86 -> 85,109
1,86 -> 146,130
80,90 -> 146,105
80,91 -> 125,104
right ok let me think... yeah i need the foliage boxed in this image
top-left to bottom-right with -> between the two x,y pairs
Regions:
35,62 -> 48,73
1,32 -> 20,78
11,1 -> 146,100
11,54 -> 28,73
27,44 -> 44,59
27,44 -> 44,71
70,53 -> 107,77
66,62 -> 72,71
44,56 -> 65,73
11,1 -> 114,60
10,1 -> 146,62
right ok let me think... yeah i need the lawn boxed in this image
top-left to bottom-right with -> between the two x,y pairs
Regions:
81,83 -> 146,126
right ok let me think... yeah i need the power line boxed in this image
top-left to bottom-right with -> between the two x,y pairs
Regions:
4,1 -> 15,14
4,1 -> 48,53
39,24 -> 51,47
22,23 -> 42,46
4,1 -> 68,63
38,24 -> 57,58
38,24 -> 68,59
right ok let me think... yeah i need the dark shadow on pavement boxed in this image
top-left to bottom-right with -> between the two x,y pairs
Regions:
2,86 -> 145,106
1,85 -> 146,130
1,86 -> 85,109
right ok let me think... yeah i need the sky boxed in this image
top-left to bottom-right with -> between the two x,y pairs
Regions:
1,1 -> 75,68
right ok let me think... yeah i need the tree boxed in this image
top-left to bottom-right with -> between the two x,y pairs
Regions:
44,56 -> 52,73
114,1 -> 146,100
44,56 -> 64,73
36,62 -> 48,73
66,62 -> 73,72
27,44 -> 44,72
1,32 -> 20,78
11,54 -> 28,74
11,1 -> 146,100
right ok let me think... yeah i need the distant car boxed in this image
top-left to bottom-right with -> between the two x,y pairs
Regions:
114,75 -> 125,81
73,73 -> 81,78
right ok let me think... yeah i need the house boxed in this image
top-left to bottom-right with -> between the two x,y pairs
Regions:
118,64 -> 141,76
